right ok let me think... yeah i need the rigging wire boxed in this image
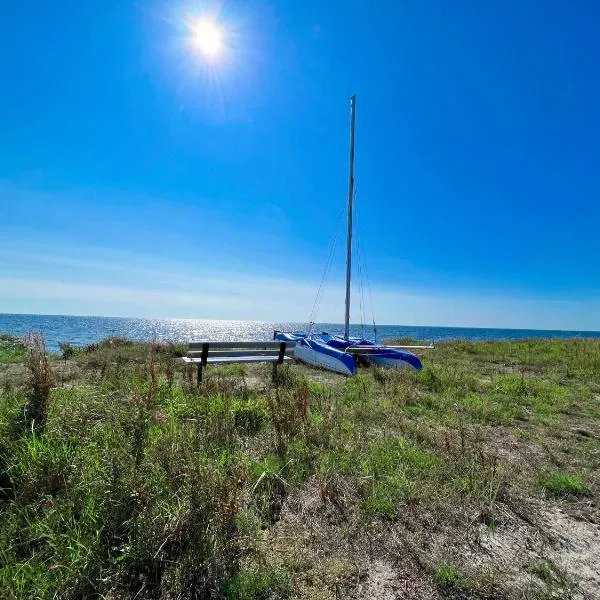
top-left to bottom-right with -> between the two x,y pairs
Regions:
306,186 -> 378,342
364,251 -> 377,343
362,240 -> 377,343
307,205 -> 346,332
353,191 -> 366,339
357,247 -> 366,339
353,186 -> 378,342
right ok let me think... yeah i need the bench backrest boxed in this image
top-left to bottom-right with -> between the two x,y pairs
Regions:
186,341 -> 295,365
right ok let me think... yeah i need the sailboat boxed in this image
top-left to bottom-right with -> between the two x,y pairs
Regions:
275,96 -> 424,376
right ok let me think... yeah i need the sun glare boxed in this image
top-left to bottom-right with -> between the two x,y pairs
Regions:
191,20 -> 223,57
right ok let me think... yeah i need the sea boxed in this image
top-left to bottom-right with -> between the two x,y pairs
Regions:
1,313 -> 599,353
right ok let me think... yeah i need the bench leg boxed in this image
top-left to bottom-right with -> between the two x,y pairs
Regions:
197,363 -> 203,386
272,343 -> 286,384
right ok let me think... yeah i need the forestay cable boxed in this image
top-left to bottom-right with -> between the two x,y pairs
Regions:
307,205 -> 346,332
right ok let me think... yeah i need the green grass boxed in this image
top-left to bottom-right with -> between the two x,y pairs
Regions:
0,334 -> 26,364
538,472 -> 590,497
224,564 -> 291,599
435,563 -> 467,590
0,335 -> 598,598
319,437 -> 443,518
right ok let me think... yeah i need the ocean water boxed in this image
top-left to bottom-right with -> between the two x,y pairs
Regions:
1,313 -> 599,353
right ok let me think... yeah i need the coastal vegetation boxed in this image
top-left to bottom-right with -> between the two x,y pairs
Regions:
0,333 -> 598,599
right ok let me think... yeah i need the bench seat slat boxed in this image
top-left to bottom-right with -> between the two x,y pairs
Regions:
188,341 -> 295,350
182,355 -> 292,364
186,349 -> 291,359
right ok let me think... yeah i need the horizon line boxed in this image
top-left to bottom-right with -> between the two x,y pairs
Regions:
1,311 -> 600,335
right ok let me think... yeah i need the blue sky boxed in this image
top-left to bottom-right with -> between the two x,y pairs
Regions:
1,0 -> 599,329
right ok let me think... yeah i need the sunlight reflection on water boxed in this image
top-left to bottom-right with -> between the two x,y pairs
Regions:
1,314 -> 599,352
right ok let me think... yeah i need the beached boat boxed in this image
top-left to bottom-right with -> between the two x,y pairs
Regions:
274,331 -> 357,375
275,96 -> 426,375
274,331 -> 424,376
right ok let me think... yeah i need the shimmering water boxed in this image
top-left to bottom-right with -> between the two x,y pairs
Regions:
1,313 -> 599,352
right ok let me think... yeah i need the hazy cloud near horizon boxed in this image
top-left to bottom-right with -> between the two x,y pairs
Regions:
1,272 -> 598,331
2,180 -> 599,331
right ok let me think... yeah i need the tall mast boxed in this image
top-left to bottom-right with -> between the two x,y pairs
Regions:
344,95 -> 356,340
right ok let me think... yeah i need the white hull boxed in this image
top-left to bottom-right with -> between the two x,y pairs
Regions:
294,343 -> 355,376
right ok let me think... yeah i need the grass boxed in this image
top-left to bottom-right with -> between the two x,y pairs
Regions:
538,472 -> 590,498
435,563 -> 467,591
0,333 -> 598,598
0,334 -> 26,364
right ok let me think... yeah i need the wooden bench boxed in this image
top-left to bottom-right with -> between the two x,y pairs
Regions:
182,341 -> 295,384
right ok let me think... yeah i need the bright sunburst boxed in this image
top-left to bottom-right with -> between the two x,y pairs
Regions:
191,20 -> 223,57
156,5 -> 255,116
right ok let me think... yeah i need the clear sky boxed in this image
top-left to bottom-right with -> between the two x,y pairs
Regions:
1,0 -> 599,329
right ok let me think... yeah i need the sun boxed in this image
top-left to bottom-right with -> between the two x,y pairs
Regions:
191,20 -> 223,57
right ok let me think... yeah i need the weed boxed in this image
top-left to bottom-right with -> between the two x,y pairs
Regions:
7,434 -> 74,502
232,398 -> 268,434
163,354 -> 177,389
319,437 -> 441,518
538,472 -> 590,498
528,559 -> 555,584
525,558 -> 578,599
0,334 -> 27,364
267,386 -> 310,456
224,562 -> 291,599
24,332 -> 53,433
271,363 -> 296,387
435,563 -> 467,590
58,341 -> 78,360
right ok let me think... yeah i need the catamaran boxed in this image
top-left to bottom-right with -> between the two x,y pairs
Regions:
275,96 -> 426,376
